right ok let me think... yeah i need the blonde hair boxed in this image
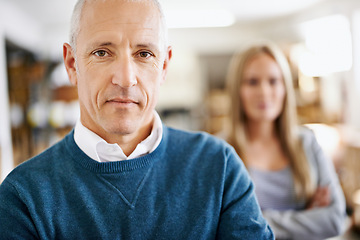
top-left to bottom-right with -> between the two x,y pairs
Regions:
226,41 -> 315,201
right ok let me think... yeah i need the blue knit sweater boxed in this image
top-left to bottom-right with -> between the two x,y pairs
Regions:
0,126 -> 273,239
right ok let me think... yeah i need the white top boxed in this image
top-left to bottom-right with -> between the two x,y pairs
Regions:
249,166 -> 303,211
73,111 -> 163,162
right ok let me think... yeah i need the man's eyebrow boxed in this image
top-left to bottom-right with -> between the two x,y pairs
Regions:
85,42 -> 114,53
135,43 -> 160,52
95,42 -> 114,47
87,42 -> 114,50
99,42 -> 113,46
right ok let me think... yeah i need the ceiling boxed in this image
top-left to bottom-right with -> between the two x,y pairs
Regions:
9,0 -> 327,26
2,0 -> 355,59
160,0 -> 328,21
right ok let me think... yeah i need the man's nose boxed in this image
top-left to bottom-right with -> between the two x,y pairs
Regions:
111,55 -> 137,88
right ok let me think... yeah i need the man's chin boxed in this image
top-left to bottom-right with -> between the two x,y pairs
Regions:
104,125 -> 136,136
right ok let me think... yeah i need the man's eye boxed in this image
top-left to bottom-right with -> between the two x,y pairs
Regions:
94,50 -> 108,57
138,51 -> 153,58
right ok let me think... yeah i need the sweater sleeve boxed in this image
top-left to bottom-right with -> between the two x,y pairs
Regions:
262,130 -> 347,240
0,179 -> 39,239
216,147 -> 274,240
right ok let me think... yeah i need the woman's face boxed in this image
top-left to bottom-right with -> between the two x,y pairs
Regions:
240,53 -> 286,123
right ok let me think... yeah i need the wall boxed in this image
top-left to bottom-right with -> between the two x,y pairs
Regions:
0,1 -> 43,180
2,0 -> 360,177
0,29 -> 13,181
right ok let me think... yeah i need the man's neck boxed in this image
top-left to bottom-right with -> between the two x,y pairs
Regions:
80,113 -> 155,157
74,112 -> 163,161
115,123 -> 154,157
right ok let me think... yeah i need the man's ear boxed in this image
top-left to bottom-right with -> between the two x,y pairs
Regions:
160,46 -> 172,85
63,43 -> 78,86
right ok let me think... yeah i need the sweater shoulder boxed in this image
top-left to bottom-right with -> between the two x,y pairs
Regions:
4,132 -> 73,182
165,126 -> 231,149
163,126 -> 238,165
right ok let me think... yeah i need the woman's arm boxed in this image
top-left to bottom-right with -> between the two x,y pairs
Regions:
263,129 -> 347,240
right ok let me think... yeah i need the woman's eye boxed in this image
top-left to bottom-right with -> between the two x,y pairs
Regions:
247,78 -> 258,86
269,78 -> 278,85
94,50 -> 108,57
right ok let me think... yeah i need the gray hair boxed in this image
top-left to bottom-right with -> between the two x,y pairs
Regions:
69,0 -> 168,53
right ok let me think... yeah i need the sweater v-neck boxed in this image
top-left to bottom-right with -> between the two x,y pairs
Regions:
64,128 -> 168,174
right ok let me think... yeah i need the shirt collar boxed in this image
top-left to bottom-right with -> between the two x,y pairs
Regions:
74,111 -> 163,162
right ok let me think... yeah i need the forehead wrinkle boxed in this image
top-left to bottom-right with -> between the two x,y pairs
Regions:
79,19 -> 164,54
83,24 -> 159,40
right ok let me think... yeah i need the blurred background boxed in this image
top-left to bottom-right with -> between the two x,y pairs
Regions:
1,0 -> 360,237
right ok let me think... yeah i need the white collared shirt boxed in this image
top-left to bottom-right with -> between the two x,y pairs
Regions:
74,111 -> 163,162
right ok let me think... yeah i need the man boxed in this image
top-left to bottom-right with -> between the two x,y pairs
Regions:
0,0 -> 274,239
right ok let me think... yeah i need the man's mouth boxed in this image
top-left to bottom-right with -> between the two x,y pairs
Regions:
106,97 -> 138,105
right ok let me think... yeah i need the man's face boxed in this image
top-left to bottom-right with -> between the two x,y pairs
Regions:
64,0 -> 171,142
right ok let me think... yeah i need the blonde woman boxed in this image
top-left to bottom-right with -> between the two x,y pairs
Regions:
225,42 -> 346,239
